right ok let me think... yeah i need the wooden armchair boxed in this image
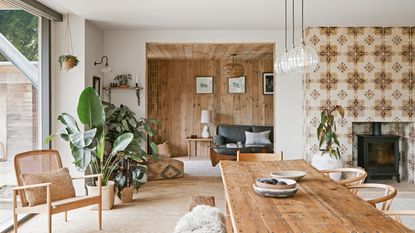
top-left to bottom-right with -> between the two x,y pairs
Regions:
13,150 -> 102,233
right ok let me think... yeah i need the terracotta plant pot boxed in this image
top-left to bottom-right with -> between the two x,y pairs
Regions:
87,181 -> 115,210
62,58 -> 76,71
120,186 -> 134,203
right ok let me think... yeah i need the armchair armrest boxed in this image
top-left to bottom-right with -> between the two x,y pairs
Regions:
71,174 -> 103,180
12,182 -> 51,191
213,135 -> 224,146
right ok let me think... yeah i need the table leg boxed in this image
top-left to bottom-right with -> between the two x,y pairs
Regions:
187,141 -> 191,160
195,142 -> 197,157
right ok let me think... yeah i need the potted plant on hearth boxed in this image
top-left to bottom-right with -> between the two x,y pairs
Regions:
45,87 -> 134,210
104,103 -> 159,202
114,74 -> 132,87
311,105 -> 345,180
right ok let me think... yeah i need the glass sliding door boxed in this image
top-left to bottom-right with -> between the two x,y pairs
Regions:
0,2 -> 42,231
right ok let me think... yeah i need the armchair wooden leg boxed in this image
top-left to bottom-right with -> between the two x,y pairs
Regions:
98,202 -> 102,230
13,190 -> 17,233
64,211 -> 68,222
47,186 -> 52,233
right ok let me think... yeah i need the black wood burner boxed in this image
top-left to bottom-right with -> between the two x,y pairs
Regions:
357,122 -> 400,182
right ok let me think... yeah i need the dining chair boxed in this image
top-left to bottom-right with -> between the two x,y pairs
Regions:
383,210 -> 415,229
347,183 -> 397,211
13,150 -> 102,233
321,167 -> 367,191
237,151 -> 283,162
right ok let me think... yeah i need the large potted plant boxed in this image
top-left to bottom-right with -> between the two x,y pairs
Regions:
46,87 -> 134,210
114,158 -> 147,203
104,103 -> 159,201
311,105 -> 345,179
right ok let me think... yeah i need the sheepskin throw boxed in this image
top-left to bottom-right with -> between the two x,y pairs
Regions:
174,205 -> 226,233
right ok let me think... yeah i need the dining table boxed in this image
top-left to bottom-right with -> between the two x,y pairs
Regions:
219,159 -> 411,233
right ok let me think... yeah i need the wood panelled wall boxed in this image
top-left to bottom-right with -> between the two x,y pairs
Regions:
148,59 -> 274,156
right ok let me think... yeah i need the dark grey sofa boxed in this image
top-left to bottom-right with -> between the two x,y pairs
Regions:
209,124 -> 273,166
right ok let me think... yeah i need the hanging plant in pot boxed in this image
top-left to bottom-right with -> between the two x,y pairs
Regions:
311,105 -> 345,180
58,14 -> 79,71
58,54 -> 79,71
45,87 -> 134,210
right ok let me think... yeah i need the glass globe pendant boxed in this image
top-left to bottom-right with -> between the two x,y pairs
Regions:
289,40 -> 319,72
289,0 -> 319,73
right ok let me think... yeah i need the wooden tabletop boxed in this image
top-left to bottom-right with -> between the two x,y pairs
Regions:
220,160 -> 411,233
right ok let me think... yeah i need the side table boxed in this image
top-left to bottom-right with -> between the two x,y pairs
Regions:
185,137 -> 213,159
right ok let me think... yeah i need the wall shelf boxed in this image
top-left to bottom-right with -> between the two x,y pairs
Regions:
102,86 -> 143,106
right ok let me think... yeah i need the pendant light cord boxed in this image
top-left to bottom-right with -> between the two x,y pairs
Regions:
292,0 -> 295,48
284,0 -> 287,52
301,0 -> 306,44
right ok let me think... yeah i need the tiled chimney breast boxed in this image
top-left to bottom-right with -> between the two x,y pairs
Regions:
303,27 -> 415,182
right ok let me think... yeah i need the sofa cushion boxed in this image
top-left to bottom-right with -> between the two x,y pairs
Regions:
252,126 -> 274,143
245,131 -> 271,145
20,167 -> 76,206
217,125 -> 252,144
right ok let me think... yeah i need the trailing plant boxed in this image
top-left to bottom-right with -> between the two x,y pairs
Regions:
45,87 -> 133,186
316,105 -> 345,159
58,54 -> 79,71
114,158 -> 147,198
104,103 -> 159,162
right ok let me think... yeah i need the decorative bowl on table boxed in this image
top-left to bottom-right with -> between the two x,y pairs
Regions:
269,171 -> 306,181
255,178 -> 296,190
253,178 -> 298,198
253,183 -> 298,198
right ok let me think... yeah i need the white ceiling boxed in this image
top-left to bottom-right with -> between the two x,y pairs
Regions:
38,0 -> 415,30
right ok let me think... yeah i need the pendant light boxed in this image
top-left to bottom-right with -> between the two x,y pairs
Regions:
274,0 -> 290,74
224,54 -> 244,77
288,0 -> 319,73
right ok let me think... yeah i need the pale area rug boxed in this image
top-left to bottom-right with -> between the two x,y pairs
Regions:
12,159 -> 224,233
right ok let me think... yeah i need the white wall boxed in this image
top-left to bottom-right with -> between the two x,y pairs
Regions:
104,30 -> 305,160
85,20 -> 104,88
51,15 -> 104,193
51,13 -> 86,191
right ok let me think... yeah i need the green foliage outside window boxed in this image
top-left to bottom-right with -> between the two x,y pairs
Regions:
0,10 -> 38,62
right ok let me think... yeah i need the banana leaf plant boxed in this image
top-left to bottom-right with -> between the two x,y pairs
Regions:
316,105 -> 345,159
45,87 -> 134,186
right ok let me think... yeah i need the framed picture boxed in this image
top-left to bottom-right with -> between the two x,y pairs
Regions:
196,76 -> 213,94
93,76 -> 101,96
263,72 -> 274,95
228,76 -> 245,94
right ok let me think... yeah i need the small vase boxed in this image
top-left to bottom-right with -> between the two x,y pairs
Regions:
87,181 -> 115,210
311,151 -> 343,180
120,186 -> 134,203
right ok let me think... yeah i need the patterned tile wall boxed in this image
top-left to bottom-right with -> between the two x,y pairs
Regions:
304,27 -> 415,182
